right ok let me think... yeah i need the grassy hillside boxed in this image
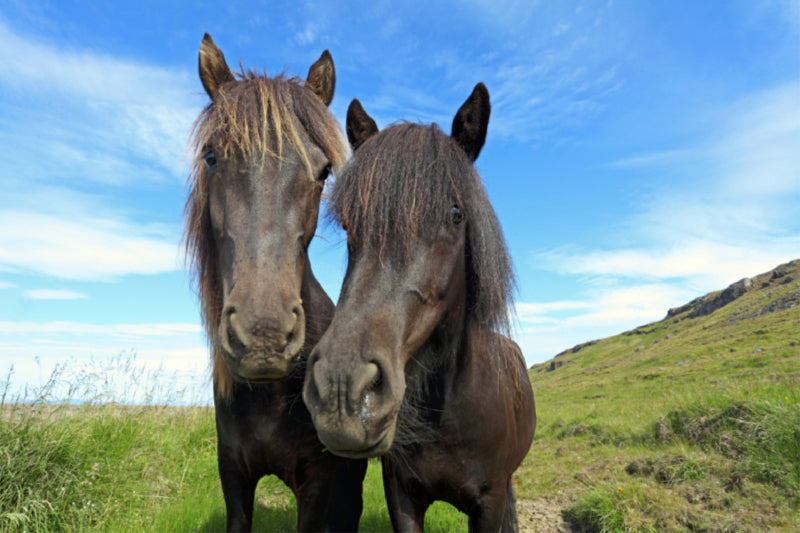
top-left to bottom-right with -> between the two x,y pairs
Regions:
1,261 -> 797,532
521,260 -> 800,532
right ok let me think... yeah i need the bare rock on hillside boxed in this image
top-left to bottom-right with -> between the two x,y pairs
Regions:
667,277 -> 752,319
667,259 -> 800,320
532,259 -> 799,371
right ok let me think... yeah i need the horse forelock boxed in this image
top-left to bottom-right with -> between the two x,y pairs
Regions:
331,122 -> 516,337
183,70 -> 347,401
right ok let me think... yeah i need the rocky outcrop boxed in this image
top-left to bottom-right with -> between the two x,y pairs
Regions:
532,260 -> 799,371
667,260 -> 798,320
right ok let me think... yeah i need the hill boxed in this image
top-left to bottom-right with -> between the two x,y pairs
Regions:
519,260 -> 800,532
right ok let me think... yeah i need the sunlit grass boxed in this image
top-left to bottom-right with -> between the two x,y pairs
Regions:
0,355 -> 468,532
526,271 -> 800,532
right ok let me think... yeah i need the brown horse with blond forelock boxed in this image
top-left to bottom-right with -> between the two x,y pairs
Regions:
184,33 -> 365,532
303,83 -> 536,532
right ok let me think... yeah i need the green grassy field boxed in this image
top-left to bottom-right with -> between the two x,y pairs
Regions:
1,261 -> 798,532
0,399 -> 469,532
523,261 -> 800,532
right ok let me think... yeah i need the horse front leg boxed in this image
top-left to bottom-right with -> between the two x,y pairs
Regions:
217,445 -> 257,532
382,457 -> 429,533
292,453 -> 337,532
323,458 -> 367,532
500,480 -> 519,533
467,483 -> 508,533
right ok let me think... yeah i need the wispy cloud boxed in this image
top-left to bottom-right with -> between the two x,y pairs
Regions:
0,211 -> 179,280
517,300 -> 592,318
324,2 -> 622,142
0,19 -> 199,282
536,240 -> 799,291
294,23 -> 321,46
463,2 -> 623,143
708,82 -> 800,197
24,289 -> 88,300
514,282 -> 694,362
0,18 -> 201,183
557,80 -> 800,282
608,149 -> 696,169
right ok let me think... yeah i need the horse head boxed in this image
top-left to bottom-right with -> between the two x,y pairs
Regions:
304,84 -> 509,457
186,34 -> 345,392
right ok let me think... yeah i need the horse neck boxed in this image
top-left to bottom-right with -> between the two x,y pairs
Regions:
390,308 -> 478,451
404,302 -> 469,404
413,310 -> 507,405
299,254 -> 334,350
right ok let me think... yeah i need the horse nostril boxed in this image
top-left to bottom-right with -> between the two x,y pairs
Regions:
222,308 -> 247,359
366,363 -> 383,395
304,349 -> 329,410
353,361 -> 384,415
284,303 -> 305,356
227,326 -> 245,358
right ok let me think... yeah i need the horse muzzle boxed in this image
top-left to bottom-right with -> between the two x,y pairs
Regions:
303,345 -> 404,458
218,302 -> 306,381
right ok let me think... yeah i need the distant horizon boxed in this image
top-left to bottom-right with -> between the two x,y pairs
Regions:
1,1 -> 798,404
5,258 -> 796,406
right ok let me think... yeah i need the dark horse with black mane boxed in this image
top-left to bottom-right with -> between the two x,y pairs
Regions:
303,83 -> 536,531
184,34 -> 365,532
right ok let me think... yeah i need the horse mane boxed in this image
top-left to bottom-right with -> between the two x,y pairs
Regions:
183,69 -> 348,400
330,122 -> 515,337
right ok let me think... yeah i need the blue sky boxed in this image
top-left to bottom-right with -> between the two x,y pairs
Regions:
1,1 -> 798,403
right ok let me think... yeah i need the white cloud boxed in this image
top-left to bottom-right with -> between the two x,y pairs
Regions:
0,20 -> 200,282
516,300 -> 592,325
24,289 -> 88,300
333,2 -> 621,143
514,282 -> 696,365
0,211 -> 180,280
536,240 -> 799,290
608,149 -> 695,169
0,281 -> 15,289
709,82 -> 800,197
0,18 -> 202,184
294,23 -> 319,46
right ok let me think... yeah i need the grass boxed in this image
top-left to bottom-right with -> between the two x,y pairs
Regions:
524,263 -> 800,532
0,358 -> 466,532
2,262 -> 799,531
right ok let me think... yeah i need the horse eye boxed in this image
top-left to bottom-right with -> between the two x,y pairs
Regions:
317,164 -> 331,182
203,150 -> 218,169
450,205 -> 465,226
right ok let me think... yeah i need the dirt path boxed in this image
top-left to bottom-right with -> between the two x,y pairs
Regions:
516,498 -> 577,533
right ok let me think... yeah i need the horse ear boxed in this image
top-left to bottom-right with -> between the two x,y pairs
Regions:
198,33 -> 235,99
451,82 -> 491,161
306,50 -> 336,106
346,99 -> 379,150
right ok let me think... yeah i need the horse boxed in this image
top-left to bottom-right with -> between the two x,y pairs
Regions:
303,82 -> 536,532
184,33 -> 366,532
